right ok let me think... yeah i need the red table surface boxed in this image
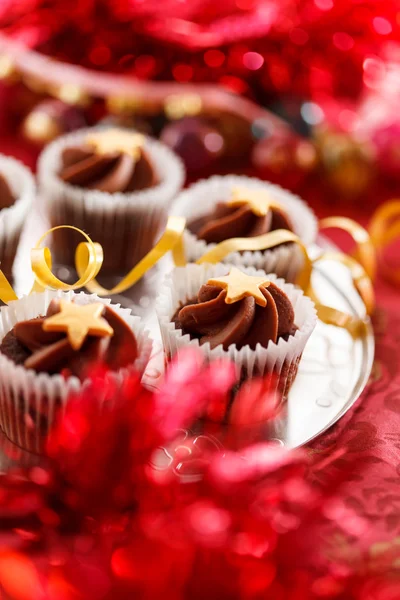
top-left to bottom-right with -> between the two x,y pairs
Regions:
0,100 -> 399,552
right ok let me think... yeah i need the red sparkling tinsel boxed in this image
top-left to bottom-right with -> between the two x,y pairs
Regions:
0,0 -> 399,103
0,349 -> 398,599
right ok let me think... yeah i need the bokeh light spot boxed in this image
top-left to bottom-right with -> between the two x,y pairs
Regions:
204,132 -> 224,153
204,49 -> 225,68
301,102 -> 324,125
314,0 -> 333,10
373,17 -> 392,35
219,75 -> 249,94
333,32 -> 354,51
290,28 -> 309,45
135,55 -> 156,78
89,45 -> 111,66
243,52 -> 264,70
173,64 -> 194,82
363,57 -> 385,88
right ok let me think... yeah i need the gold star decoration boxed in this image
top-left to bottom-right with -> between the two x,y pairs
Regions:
207,267 -> 271,307
42,301 -> 114,351
86,129 -> 144,159
227,187 -> 286,217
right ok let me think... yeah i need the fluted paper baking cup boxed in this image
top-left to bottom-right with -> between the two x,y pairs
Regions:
170,175 -> 318,283
0,290 -> 153,453
0,155 -> 35,279
38,127 -> 185,271
156,263 -> 317,400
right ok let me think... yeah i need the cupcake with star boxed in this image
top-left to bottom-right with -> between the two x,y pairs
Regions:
0,290 -> 152,452
38,127 -> 185,274
171,175 -> 317,282
156,263 -> 317,418
0,155 -> 35,281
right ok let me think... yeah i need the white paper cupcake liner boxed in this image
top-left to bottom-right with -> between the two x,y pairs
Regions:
170,175 -> 318,283
156,263 -> 317,403
0,155 -> 35,278
0,290 -> 153,453
37,127 -> 185,272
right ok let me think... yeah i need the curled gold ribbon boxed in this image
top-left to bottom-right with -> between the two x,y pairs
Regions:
31,225 -> 103,294
80,216 -> 186,296
319,217 -> 377,281
368,200 -> 400,287
195,227 -> 374,336
0,216 -> 186,304
0,197 -> 397,339
197,230 -> 313,292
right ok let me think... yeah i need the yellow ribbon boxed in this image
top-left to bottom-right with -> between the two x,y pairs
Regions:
196,201 -> 400,333
30,225 -> 103,294
0,217 -> 186,304
368,200 -> 400,287
195,227 -> 374,337
0,197 -> 397,340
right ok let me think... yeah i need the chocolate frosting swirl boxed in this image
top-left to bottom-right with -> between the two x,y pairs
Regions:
0,173 -> 15,209
0,300 -> 138,379
188,202 -> 293,244
59,145 -> 158,193
174,281 -> 295,350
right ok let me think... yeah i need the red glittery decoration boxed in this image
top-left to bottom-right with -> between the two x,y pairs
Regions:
0,0 -> 399,103
0,349 -> 397,599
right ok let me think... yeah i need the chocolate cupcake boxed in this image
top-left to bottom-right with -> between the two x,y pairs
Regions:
0,155 -> 34,280
156,264 -> 316,402
38,127 -> 185,274
171,176 -> 317,283
0,290 -> 152,452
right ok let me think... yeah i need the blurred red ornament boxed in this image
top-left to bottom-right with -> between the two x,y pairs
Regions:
252,134 -> 317,188
161,117 -> 225,171
0,0 -> 399,104
0,348 -> 382,600
372,123 -> 400,180
314,127 -> 375,198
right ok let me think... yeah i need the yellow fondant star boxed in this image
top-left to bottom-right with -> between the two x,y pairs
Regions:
86,129 -> 144,160
227,187 -> 285,217
207,267 -> 271,307
42,301 -> 114,351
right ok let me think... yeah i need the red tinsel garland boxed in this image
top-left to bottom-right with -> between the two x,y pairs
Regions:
0,0 -> 399,102
0,350 -> 398,599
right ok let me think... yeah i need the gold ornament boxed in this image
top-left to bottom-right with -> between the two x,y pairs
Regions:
164,93 -> 202,120
207,267 -> 271,307
86,129 -> 144,159
43,301 -> 113,350
55,83 -> 90,107
0,55 -> 18,83
228,187 -> 285,217
314,127 -> 374,197
22,110 -> 62,144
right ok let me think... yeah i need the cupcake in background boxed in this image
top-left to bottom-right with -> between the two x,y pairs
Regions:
171,175 -> 317,283
38,127 -> 185,274
0,290 -> 152,452
0,155 -> 35,281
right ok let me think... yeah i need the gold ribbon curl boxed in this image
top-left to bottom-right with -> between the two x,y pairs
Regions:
0,199 -> 398,340
368,200 -> 400,287
195,226 -> 374,337
195,201 -> 400,331
0,216 -> 186,304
